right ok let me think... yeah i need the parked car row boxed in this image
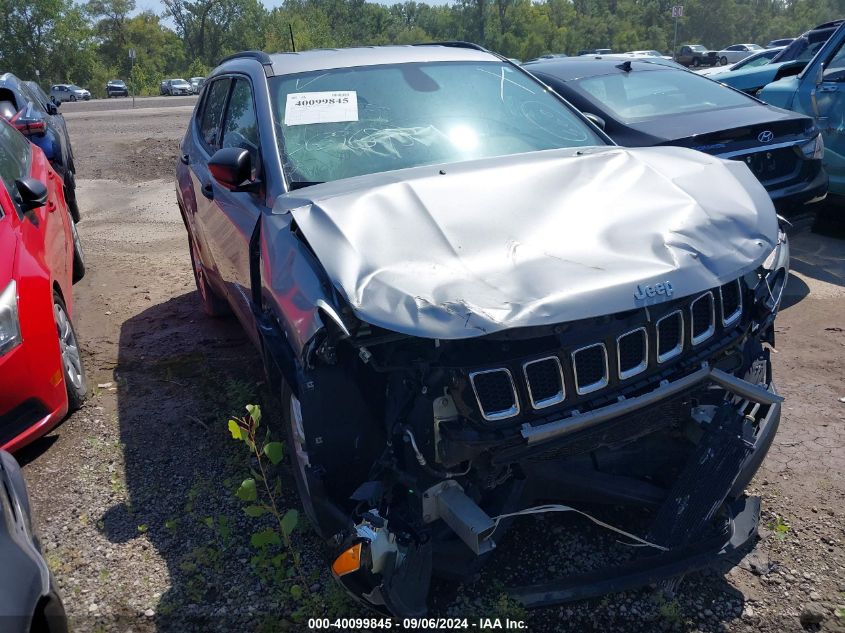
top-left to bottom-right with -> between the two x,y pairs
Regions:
0,68 -> 89,630
707,20 -> 844,94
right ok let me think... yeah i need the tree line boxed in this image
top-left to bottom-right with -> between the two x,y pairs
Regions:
1,0 -> 842,97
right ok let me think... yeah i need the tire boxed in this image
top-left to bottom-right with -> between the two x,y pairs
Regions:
187,236 -> 230,316
281,384 -> 325,538
69,217 -> 85,283
69,95 -> 76,102
720,56 -> 728,66
53,294 -> 87,412
693,58 -> 701,67
63,171 -> 80,223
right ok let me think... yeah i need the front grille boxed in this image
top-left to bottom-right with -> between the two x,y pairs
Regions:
461,280 -> 746,423
617,327 -> 648,379
720,279 -> 742,325
690,292 -> 716,344
523,357 -> 565,409
572,343 -> 608,395
470,369 -> 519,421
657,310 -> 684,362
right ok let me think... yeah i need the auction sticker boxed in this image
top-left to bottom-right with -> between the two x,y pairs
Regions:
284,91 -> 358,125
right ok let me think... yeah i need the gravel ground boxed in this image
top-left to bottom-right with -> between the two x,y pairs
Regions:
14,97 -> 845,632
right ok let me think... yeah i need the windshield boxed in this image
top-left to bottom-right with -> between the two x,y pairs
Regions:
70,84 -> 83,90
574,68 -> 752,122
773,31 -> 832,62
734,50 -> 778,69
269,61 -> 604,185
173,79 -> 189,85
689,45 -> 707,52
109,80 -> 125,85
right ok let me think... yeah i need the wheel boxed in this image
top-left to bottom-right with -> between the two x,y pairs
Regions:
693,58 -> 701,67
53,294 -> 87,411
720,56 -> 728,66
69,94 -> 77,102
281,385 -> 325,538
63,171 -> 80,223
69,217 -> 85,283
187,236 -> 230,316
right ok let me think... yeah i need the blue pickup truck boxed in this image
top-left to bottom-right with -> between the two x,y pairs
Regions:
759,21 -> 845,197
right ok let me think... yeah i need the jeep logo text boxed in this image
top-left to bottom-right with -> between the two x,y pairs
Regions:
634,281 -> 674,301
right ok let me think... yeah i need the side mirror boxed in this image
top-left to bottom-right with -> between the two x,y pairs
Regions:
208,147 -> 258,192
583,112 -> 606,130
15,178 -> 48,211
45,102 -> 58,115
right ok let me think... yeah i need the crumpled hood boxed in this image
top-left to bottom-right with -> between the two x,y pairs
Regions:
276,146 -> 777,339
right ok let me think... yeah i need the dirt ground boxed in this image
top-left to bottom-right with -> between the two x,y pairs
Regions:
16,97 -> 845,632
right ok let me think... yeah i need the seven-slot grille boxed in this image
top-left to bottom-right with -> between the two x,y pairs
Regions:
469,368 -> 519,421
572,343 -> 609,395
523,357 -> 565,409
467,282 -> 744,422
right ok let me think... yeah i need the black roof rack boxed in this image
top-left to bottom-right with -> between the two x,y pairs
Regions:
217,50 -> 273,66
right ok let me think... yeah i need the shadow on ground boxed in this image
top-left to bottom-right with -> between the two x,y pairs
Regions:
103,290 -> 346,631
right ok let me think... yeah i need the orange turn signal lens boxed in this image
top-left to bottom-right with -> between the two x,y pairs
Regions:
332,542 -> 363,577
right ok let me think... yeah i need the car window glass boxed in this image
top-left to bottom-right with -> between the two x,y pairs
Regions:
17,83 -> 46,114
222,78 -> 261,171
0,122 -> 32,202
575,68 -> 751,122
823,40 -> 845,81
737,54 -> 772,69
199,79 -> 230,151
270,61 -> 604,185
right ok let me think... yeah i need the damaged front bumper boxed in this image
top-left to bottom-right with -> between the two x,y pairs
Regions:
329,367 -> 782,614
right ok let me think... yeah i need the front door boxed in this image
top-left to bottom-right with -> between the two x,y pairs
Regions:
798,33 -> 845,194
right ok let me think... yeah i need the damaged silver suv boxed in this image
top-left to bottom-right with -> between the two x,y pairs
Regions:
176,43 -> 789,615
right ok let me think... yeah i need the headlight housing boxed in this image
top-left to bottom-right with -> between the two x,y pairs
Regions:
755,230 -> 790,315
0,280 -> 22,356
800,134 -> 824,160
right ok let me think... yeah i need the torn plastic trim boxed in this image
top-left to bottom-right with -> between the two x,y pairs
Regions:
509,495 -> 760,609
520,364 -> 783,446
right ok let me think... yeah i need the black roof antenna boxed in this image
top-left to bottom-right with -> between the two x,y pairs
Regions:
616,60 -> 633,72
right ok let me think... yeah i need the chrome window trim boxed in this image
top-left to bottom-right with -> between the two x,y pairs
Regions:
523,356 -> 565,409
690,291 -> 716,345
469,368 -> 520,421
571,343 -> 609,395
715,139 -> 802,159
656,310 -> 684,363
719,280 -> 742,326
616,327 -> 648,380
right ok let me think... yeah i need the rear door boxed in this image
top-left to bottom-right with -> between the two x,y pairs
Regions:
201,76 -> 267,338
191,75 -> 266,336
187,77 -> 230,301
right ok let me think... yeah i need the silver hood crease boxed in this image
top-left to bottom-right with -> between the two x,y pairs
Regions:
274,146 -> 778,339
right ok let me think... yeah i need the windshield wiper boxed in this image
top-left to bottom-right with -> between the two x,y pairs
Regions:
288,181 -> 324,191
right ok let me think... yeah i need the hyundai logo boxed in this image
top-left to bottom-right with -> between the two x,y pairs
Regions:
758,130 -> 774,143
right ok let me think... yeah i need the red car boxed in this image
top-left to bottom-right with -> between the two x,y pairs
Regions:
0,119 -> 86,453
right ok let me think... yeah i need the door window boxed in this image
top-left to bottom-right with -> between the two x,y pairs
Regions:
199,79 -> 231,151
221,78 -> 261,172
823,41 -> 845,81
0,122 -> 32,212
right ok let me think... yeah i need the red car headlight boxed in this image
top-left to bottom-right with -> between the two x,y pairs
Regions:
0,280 -> 22,356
